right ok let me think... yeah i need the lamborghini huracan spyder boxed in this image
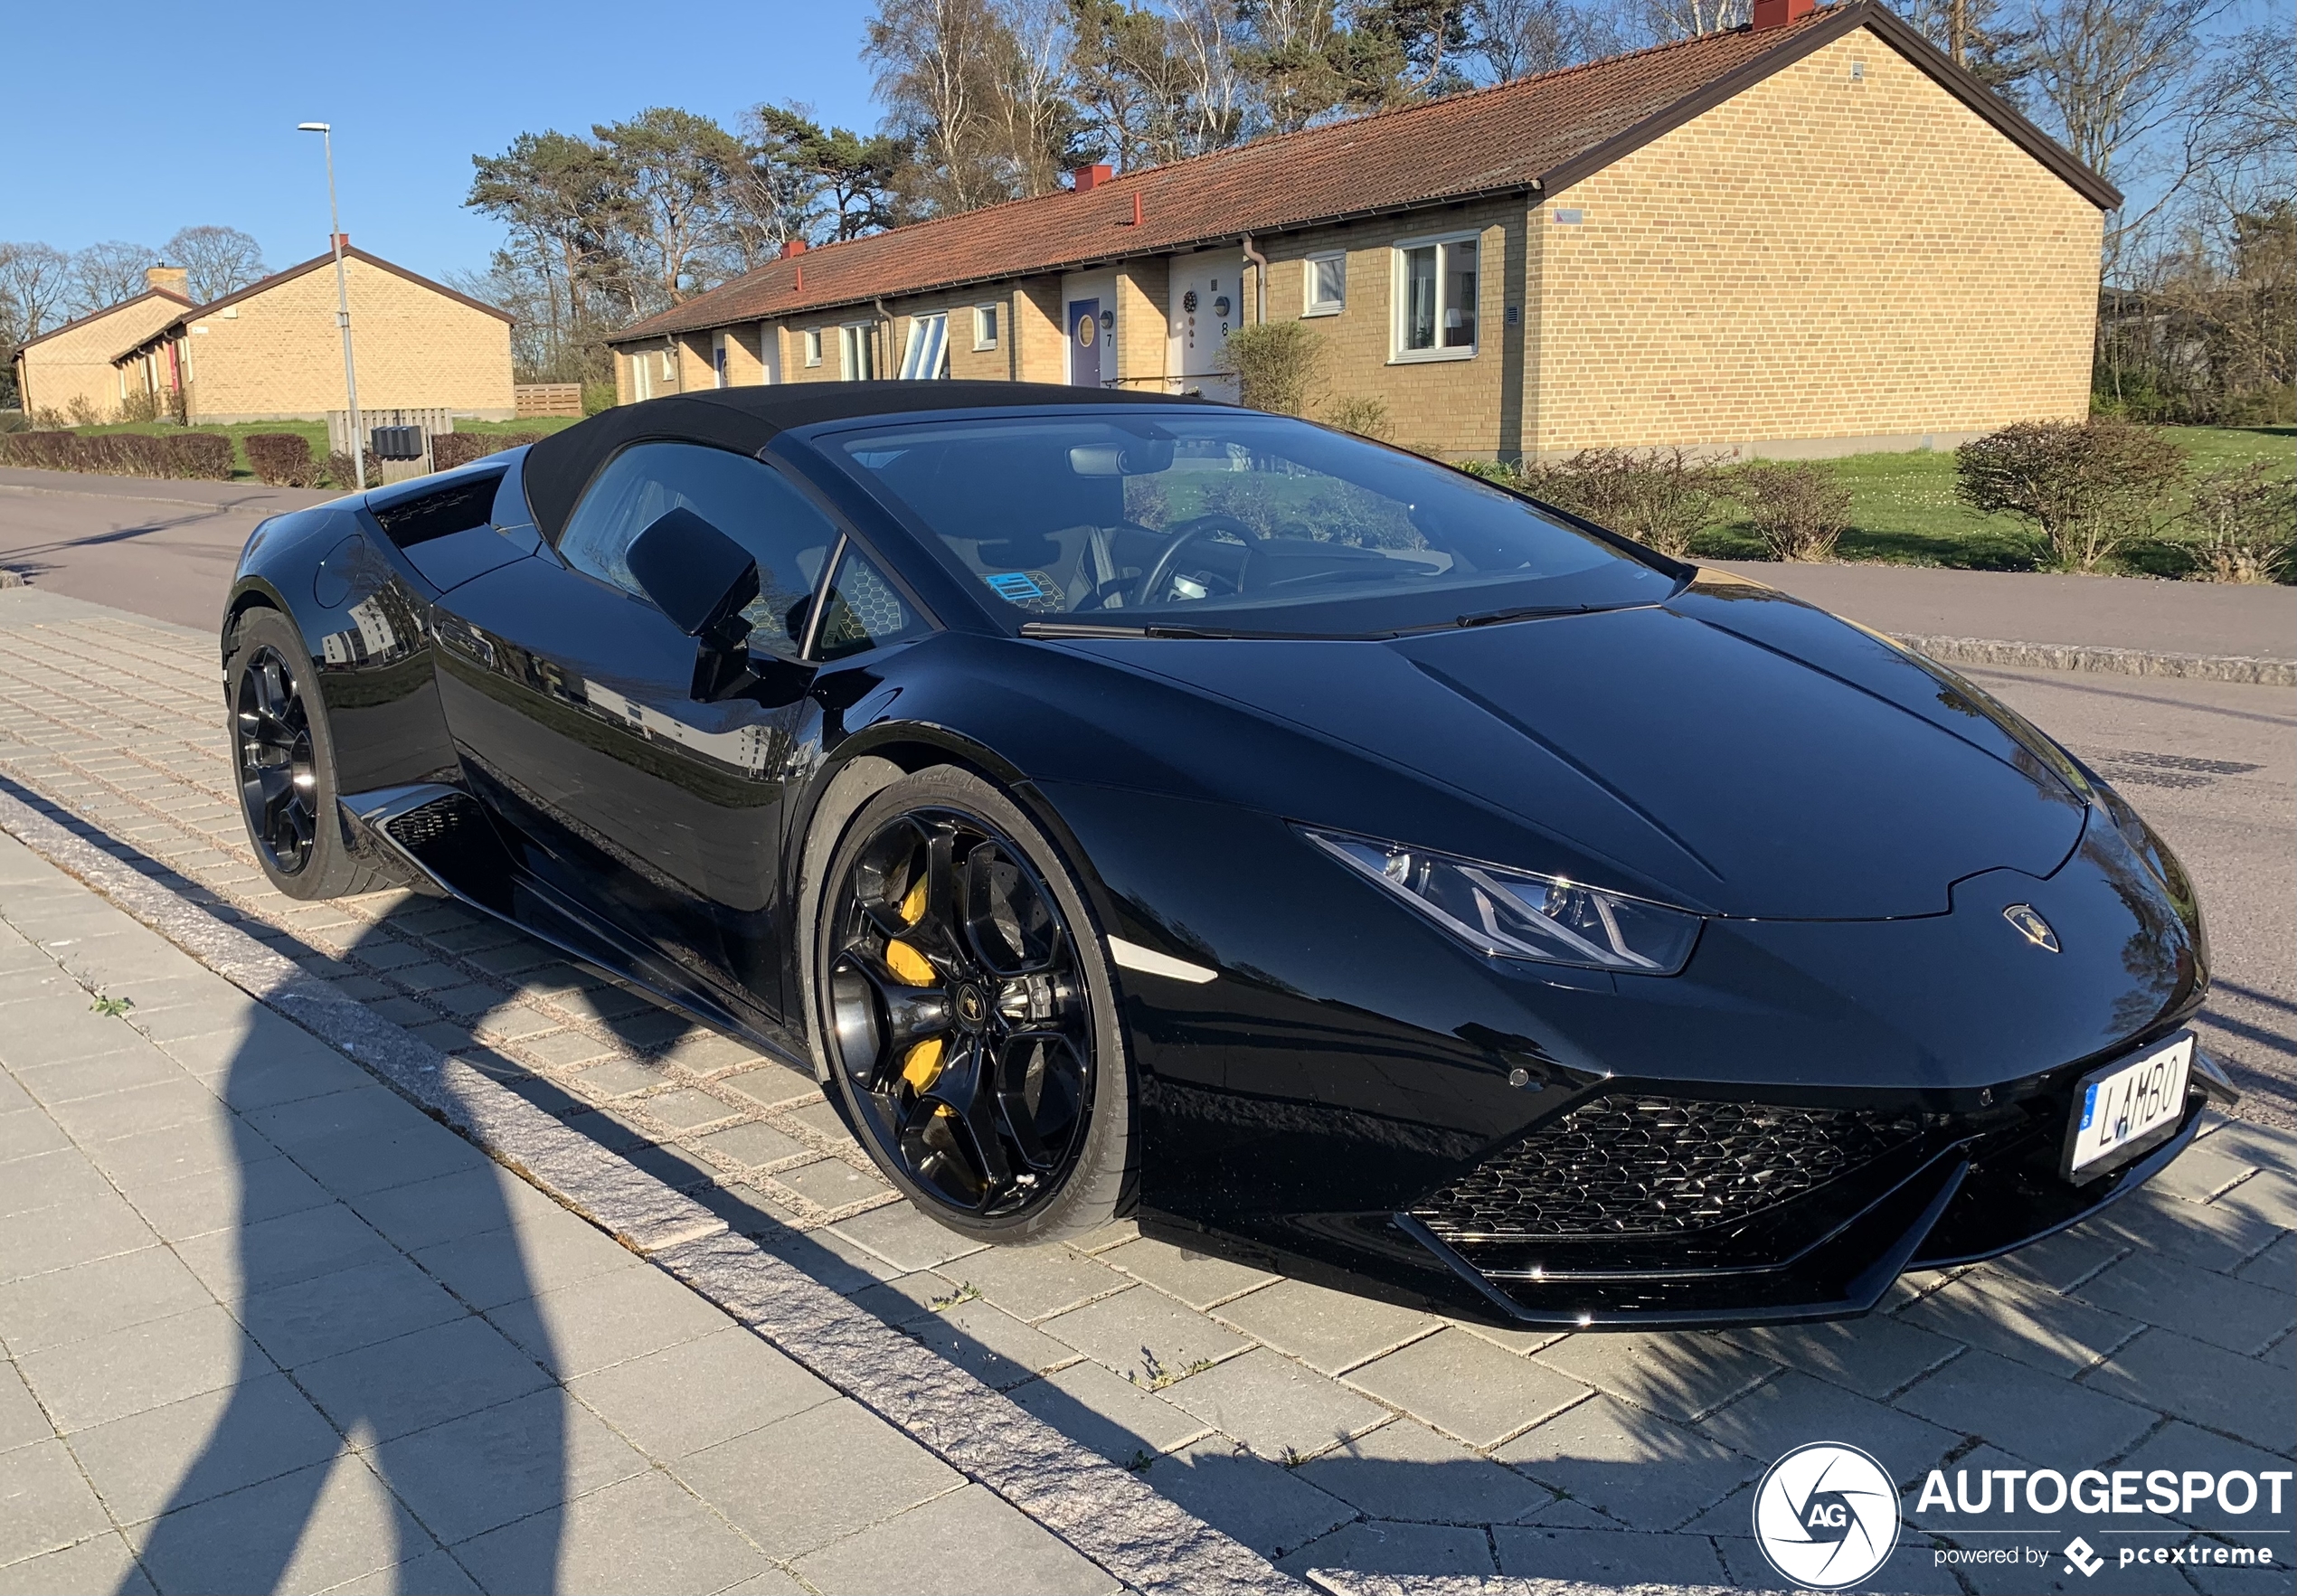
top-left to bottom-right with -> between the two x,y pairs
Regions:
222,382 -> 2234,1327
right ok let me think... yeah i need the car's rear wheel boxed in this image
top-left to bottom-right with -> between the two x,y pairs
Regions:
225,607 -> 392,901
817,767 -> 1133,1242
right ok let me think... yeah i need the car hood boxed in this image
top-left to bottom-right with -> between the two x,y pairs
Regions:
1052,580 -> 2085,920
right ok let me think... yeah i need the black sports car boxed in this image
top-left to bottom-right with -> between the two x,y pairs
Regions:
222,382 -> 2234,1328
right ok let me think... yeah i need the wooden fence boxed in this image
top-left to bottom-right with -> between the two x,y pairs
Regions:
515,383 -> 584,418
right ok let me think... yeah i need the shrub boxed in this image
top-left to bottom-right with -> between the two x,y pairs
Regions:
581,381 -> 617,416
1955,419 -> 2187,573
1522,447 -> 1725,558
62,394 -> 102,428
1224,321 -> 1327,417
1730,459 -> 1853,562
430,431 -> 544,472
162,433 -> 233,480
114,388 -> 164,424
325,449 -> 382,490
1320,394 -> 1394,442
244,433 -> 321,487
2184,463 -> 2295,583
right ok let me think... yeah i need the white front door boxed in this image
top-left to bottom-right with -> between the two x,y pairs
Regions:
1167,255 -> 1242,402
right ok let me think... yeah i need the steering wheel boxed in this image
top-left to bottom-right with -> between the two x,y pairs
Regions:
1137,515 -> 1263,606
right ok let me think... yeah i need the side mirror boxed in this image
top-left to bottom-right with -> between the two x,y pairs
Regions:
628,507 -> 759,646
627,507 -> 779,702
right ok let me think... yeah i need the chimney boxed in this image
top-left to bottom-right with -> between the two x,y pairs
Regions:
1751,0 -> 1815,27
1070,164 -> 1113,193
332,232 -> 350,253
780,239 -> 808,259
145,264 -> 189,297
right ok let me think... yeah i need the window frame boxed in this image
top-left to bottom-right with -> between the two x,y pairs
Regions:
972,303 -> 1000,351
712,331 -> 730,388
838,323 -> 877,382
1390,230 -> 1482,364
549,439 -> 854,663
1303,250 -> 1347,317
803,328 -> 824,368
899,313 -> 950,380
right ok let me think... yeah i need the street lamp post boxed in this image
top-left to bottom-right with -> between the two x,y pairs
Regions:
297,122 -> 364,490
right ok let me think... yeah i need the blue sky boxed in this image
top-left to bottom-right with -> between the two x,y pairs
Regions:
10,0 -> 882,284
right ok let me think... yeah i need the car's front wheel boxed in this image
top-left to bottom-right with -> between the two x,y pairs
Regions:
816,766 -> 1134,1243
225,607 -> 392,901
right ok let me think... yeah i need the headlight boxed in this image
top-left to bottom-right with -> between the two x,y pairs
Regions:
1303,828 -> 1702,975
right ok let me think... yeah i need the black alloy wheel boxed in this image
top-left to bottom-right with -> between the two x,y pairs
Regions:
826,806 -> 1100,1222
235,644 -> 320,875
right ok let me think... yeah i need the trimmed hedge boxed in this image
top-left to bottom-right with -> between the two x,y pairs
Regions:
430,431 -> 544,472
0,430 -> 234,480
245,433 -> 322,488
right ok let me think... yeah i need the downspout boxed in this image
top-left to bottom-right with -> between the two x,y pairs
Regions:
1240,234 -> 1269,324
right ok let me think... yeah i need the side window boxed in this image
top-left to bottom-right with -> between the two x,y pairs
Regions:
557,442 -> 837,659
812,544 -> 929,661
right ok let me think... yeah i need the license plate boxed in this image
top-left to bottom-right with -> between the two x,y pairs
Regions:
2063,1034 -> 2192,1183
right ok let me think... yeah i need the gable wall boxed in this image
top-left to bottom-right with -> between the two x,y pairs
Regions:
175,257 -> 515,421
1527,26 -> 2103,457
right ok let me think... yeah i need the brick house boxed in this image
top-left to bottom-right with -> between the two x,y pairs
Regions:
10,268 -> 195,422
109,244 -> 515,424
608,0 -> 2116,461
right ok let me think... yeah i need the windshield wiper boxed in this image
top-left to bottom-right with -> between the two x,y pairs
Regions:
1449,602 -> 1594,628
1018,619 -> 1246,640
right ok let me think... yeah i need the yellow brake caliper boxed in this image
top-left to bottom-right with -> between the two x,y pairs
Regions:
884,928 -> 946,1093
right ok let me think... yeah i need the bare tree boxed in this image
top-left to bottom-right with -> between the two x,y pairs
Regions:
2023,0 -> 2216,187
1634,0 -> 1748,42
0,242 -> 73,341
868,0 -> 1021,213
1167,0 -> 1249,152
68,241 -> 160,316
1466,0 -> 1618,81
163,226 -> 269,304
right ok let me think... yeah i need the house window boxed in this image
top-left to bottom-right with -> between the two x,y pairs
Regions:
1304,252 -> 1346,316
899,313 -> 950,379
804,329 -> 824,368
1394,234 -> 1479,359
632,350 -> 654,401
713,333 -> 729,388
973,303 -> 999,350
839,324 -> 876,381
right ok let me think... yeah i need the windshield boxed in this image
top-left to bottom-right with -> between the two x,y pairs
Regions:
825,410 -> 1677,637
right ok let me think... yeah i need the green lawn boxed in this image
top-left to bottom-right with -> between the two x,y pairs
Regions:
64,415 -> 584,479
1690,425 -> 2295,575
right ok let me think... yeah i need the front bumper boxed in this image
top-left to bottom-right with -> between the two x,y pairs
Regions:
1385,1045 -> 2236,1329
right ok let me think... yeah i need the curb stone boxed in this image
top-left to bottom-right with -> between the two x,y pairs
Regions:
1306,1579 -> 1783,1595
1890,633 -> 2296,688
0,783 -> 1297,1596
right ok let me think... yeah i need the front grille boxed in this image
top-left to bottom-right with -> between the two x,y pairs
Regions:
1414,1096 -> 1928,1240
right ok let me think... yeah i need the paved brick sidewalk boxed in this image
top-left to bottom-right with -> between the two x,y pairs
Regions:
0,832 -> 1118,1594
0,586 -> 2290,1594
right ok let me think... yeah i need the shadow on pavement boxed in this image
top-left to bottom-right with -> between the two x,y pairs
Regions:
127,910 -> 566,1594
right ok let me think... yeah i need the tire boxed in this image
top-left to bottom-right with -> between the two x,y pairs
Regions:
813,765 -> 1135,1244
224,607 -> 393,901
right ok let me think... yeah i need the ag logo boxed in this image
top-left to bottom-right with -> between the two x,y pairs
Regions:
1753,1442 -> 1901,1590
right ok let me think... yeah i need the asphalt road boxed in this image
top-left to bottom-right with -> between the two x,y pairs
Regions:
2,467 -> 2288,1122
0,469 -> 336,630
1964,663 -> 2297,1127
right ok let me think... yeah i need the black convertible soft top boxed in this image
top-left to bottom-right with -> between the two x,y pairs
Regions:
522,380 -> 1213,545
